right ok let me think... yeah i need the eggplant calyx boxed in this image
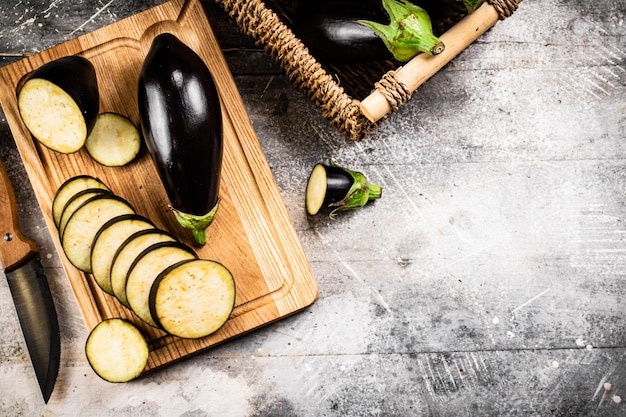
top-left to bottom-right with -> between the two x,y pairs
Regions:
169,200 -> 219,246
329,168 -> 382,218
358,0 -> 445,61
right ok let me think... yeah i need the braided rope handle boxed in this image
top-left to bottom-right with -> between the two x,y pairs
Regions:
488,0 -> 522,19
214,0 -> 374,139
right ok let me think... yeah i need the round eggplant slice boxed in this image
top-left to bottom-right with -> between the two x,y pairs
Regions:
85,112 -> 141,167
149,259 -> 235,339
125,241 -> 197,327
90,214 -> 155,296
52,175 -> 109,228
57,188 -> 112,238
61,194 -> 135,273
17,56 -> 99,153
85,318 -> 148,383
110,229 -> 177,308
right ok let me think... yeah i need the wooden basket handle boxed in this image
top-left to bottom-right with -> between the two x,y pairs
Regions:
359,1 -> 508,123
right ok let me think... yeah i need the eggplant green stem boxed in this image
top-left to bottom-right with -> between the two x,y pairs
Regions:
358,0 -> 445,62
170,200 -> 219,246
330,167 -> 382,217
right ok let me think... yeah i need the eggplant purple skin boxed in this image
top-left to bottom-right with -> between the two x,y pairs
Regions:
25,55 -> 99,134
138,33 -> 223,217
293,0 -> 392,63
319,164 -> 355,210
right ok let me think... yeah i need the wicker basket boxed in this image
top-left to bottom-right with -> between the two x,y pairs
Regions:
213,0 -> 523,139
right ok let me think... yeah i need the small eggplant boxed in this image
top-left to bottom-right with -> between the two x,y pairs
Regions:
138,33 -> 223,246
305,163 -> 382,216
17,55 -> 99,153
293,0 -> 444,63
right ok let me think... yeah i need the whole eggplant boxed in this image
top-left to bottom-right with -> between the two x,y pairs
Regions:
138,33 -> 223,246
293,0 -> 392,63
292,0 -> 448,63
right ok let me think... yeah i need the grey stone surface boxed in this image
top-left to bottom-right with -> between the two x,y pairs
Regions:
0,0 -> 624,416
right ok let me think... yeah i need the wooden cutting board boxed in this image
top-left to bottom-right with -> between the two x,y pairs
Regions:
0,0 -> 318,373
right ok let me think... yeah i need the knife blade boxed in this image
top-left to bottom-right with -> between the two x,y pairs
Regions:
0,158 -> 60,403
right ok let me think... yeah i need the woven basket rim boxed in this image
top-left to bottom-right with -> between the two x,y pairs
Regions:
214,0 -> 522,140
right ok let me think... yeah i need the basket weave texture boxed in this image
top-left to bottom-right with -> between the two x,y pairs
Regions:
213,0 -> 522,139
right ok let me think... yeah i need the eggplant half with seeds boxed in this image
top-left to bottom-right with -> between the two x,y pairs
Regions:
17,55 -> 99,153
138,33 -> 223,246
306,163 -> 382,216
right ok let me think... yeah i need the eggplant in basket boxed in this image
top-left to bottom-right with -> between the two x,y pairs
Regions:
292,0 -> 446,63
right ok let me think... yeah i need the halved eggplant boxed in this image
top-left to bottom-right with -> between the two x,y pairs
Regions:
138,33 -> 223,246
17,55 -> 99,153
61,194 -> 135,273
149,258 -> 236,339
110,229 -> 177,308
85,112 -> 142,167
305,163 -> 382,216
85,318 -> 148,383
57,188 -> 112,238
90,214 -> 155,295
125,241 -> 197,327
52,175 -> 110,228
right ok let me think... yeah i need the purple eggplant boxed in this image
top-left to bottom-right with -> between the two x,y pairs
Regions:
305,163 -> 382,216
138,33 -> 223,246
293,0 -> 445,63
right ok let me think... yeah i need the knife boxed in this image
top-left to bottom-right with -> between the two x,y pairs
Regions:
0,158 -> 60,403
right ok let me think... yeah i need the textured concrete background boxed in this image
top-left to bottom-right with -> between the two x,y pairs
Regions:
1,0 -> 625,416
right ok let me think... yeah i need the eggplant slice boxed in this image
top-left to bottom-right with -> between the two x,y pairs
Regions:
52,175 -> 110,228
85,112 -> 141,167
57,188 -> 112,238
110,229 -> 177,308
90,214 -> 155,296
61,194 -> 135,273
149,259 -> 235,339
125,241 -> 197,327
85,318 -> 149,383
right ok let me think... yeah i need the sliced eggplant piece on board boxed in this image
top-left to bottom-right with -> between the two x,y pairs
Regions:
90,214 -> 155,296
61,194 -> 135,273
125,241 -> 197,327
149,259 -> 235,339
52,175 -> 110,228
85,112 -> 142,167
110,229 -> 177,308
58,188 -> 112,238
85,318 -> 148,383
138,33 -> 223,246
17,55 -> 99,153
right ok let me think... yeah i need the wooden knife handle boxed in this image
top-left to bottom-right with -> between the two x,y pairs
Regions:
0,158 -> 37,272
